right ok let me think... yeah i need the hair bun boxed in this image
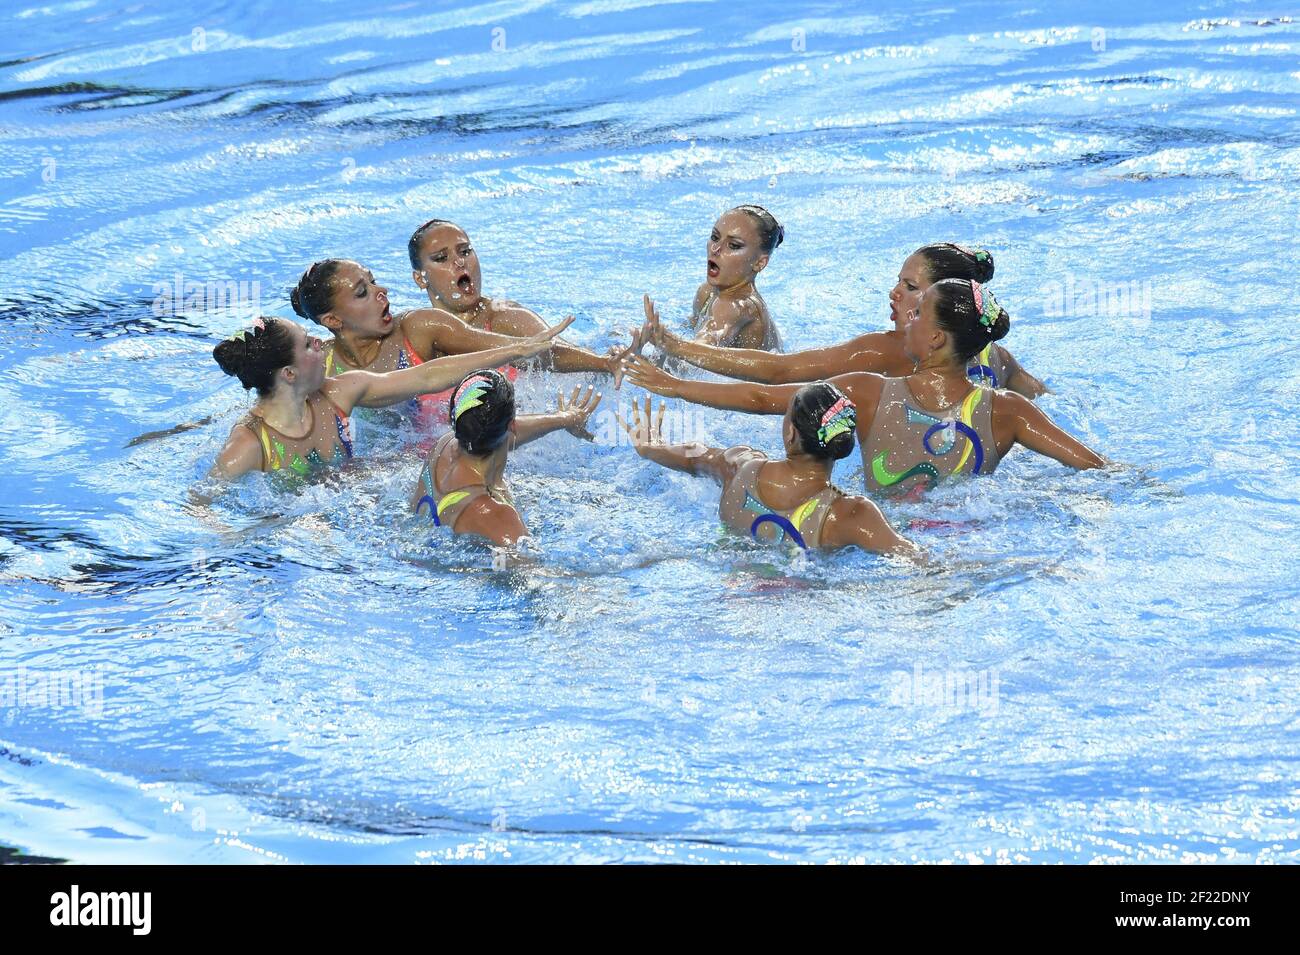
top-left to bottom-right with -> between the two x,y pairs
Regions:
289,285 -> 308,319
824,430 -> 855,461
988,306 -> 1010,344
213,336 -> 255,390
917,243 -> 995,284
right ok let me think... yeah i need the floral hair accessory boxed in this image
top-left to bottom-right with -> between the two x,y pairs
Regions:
817,394 -> 857,447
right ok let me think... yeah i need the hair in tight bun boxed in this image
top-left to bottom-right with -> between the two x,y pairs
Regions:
791,382 -> 857,461
915,243 -> 995,284
928,278 -> 1010,362
213,317 -> 295,396
290,259 -> 346,325
451,368 -> 515,456
730,205 -> 784,255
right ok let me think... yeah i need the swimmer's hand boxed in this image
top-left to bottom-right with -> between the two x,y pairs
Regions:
603,338 -> 640,389
621,354 -> 685,399
615,394 -> 667,452
516,314 -> 576,360
556,384 -> 602,441
640,294 -> 682,357
616,394 -> 714,471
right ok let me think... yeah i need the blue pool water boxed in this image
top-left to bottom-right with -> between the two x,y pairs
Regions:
2,1 -> 1298,864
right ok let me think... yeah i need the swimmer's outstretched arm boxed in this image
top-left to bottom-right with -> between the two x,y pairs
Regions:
615,395 -> 733,481
623,355 -> 798,415
641,295 -> 893,382
510,386 -> 602,447
997,391 -> 1105,469
328,318 -> 571,411
405,307 -> 618,376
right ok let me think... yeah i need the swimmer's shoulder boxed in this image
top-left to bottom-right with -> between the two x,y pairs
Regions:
215,419 -> 265,477
691,283 -> 712,320
826,370 -> 886,417
717,445 -> 766,482
487,299 -> 548,336
722,444 -> 766,466
820,492 -> 890,551
990,386 -> 1029,418
398,304 -> 462,332
455,494 -> 528,547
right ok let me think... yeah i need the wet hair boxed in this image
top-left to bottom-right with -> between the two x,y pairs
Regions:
290,259 -> 346,325
450,368 -> 515,455
212,317 -> 296,397
914,243 -> 995,284
928,278 -> 1011,362
730,204 -> 784,255
408,218 -> 457,270
790,382 -> 857,461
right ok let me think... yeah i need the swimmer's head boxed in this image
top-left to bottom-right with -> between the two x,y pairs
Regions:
409,219 -> 483,313
889,244 -> 995,329
214,317 -> 325,397
786,382 -> 857,462
291,259 -> 393,340
732,205 -> 784,255
707,206 -> 782,288
916,243 -> 995,285
905,278 -> 1010,365
451,368 -> 515,456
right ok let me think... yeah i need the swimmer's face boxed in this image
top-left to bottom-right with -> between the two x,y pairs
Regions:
283,322 -> 327,393
888,253 -> 928,330
413,223 -> 482,312
902,289 -> 943,364
319,261 -> 393,338
707,210 -> 768,289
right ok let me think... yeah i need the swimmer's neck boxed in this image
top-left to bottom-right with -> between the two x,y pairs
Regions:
770,453 -> 834,492
429,293 -> 492,321
333,326 -> 391,368
908,356 -> 973,403
256,385 -> 316,436
712,277 -> 759,299
451,441 -> 508,484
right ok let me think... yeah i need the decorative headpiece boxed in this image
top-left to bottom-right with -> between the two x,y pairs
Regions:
970,281 -> 1000,331
817,394 -> 857,447
451,373 -> 494,422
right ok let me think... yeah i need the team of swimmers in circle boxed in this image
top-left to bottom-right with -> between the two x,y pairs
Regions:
208,206 -> 1107,563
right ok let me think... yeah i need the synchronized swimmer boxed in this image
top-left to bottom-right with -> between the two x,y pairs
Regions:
669,204 -> 785,351
208,315 -> 571,483
625,278 -> 1103,496
411,372 -> 601,546
204,210 -> 1108,559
